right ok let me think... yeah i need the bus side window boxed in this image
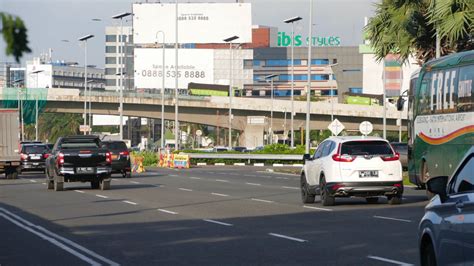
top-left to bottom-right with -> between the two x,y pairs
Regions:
457,64 -> 474,112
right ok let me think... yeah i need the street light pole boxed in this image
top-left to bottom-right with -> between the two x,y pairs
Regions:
223,35 -> 239,149
174,0 -> 179,150
284,16 -> 302,148
265,74 -> 278,145
112,12 -> 132,141
383,59 -> 387,140
155,31 -> 166,149
31,70 -> 44,140
327,63 -> 338,123
305,0 -> 313,154
78,34 -> 94,135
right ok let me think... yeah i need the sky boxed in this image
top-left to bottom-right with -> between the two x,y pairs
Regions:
1,0 -> 377,68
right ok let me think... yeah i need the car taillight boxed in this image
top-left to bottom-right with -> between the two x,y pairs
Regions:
119,150 -> 129,156
57,153 -> 64,166
332,154 -> 355,162
332,183 -> 345,190
106,152 -> 112,164
381,152 -> 400,161
20,153 -> 28,161
43,154 -> 50,159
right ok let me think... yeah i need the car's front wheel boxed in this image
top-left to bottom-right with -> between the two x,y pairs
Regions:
320,176 -> 335,206
420,239 -> 437,266
387,195 -> 402,205
300,174 -> 315,204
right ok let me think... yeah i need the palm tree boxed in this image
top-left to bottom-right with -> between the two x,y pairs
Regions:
1,12 -> 31,62
366,0 -> 473,65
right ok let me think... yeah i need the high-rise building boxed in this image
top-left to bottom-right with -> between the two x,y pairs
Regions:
105,26 -> 133,91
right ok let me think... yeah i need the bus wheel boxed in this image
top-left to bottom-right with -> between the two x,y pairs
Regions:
422,162 -> 435,199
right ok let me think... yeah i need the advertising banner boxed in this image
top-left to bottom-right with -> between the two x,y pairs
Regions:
158,153 -> 190,169
134,48 -> 214,89
133,3 -> 252,44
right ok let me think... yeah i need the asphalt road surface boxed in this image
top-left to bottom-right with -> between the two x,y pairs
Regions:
0,166 -> 428,266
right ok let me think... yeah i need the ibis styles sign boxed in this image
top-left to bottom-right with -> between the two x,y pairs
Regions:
277,32 -> 341,47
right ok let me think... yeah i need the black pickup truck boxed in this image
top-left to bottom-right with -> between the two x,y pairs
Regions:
45,135 -> 112,191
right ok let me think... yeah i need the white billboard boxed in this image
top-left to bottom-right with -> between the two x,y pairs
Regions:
133,3 -> 252,44
26,64 -> 52,88
134,48 -> 214,89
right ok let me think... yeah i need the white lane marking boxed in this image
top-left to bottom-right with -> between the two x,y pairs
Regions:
211,193 -> 229,197
112,178 -> 118,181
373,216 -> 412,223
367,255 -> 414,265
95,194 -> 108,199
169,174 -> 178,177
303,205 -> 333,212
123,200 -> 138,205
189,176 -> 201,180
29,179 -> 37,183
0,208 -> 119,266
282,186 -> 299,190
244,174 -> 254,177
74,190 -> 85,193
153,185 -> 162,188
215,179 -> 229,183
203,219 -> 233,226
246,182 -> 261,186
251,198 -> 274,203
178,188 -> 193,192
208,172 -> 215,174
281,177 -> 289,180
130,181 -> 140,184
41,183 -> 46,185
157,209 -> 178,215
269,233 -> 307,243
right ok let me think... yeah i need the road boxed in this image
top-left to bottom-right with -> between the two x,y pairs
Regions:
0,166 -> 428,265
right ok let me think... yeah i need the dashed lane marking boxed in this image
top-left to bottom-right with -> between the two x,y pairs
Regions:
95,194 -> 108,199
303,205 -> 333,212
178,188 -> 193,192
203,219 -> 233,226
123,200 -> 138,205
246,182 -> 261,186
367,255 -> 413,265
269,233 -> 307,243
251,198 -> 274,203
211,193 -> 229,197
373,216 -> 412,223
157,209 -> 178,215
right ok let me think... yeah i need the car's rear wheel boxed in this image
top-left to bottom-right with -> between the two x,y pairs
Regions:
366,197 -> 379,204
420,239 -> 437,266
91,180 -> 100,189
300,174 -> 315,204
320,177 -> 335,206
387,195 -> 402,205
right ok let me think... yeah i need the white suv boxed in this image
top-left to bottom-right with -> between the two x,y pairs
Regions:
301,136 -> 403,206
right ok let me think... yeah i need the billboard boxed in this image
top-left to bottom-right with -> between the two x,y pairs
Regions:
134,48 -> 214,89
133,3 -> 252,44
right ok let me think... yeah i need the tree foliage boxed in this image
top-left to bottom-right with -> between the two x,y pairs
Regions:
365,0 -> 473,65
1,12 -> 31,62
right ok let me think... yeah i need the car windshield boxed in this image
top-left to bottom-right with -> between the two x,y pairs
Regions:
103,142 -> 127,150
341,141 -> 393,156
23,145 -> 48,154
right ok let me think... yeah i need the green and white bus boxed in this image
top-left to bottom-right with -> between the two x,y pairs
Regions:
401,50 -> 474,188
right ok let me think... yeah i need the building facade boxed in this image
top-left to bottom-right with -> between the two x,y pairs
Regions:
105,26 -> 134,91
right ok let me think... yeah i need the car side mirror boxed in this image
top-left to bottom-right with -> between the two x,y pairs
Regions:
427,176 -> 449,202
396,97 -> 405,111
303,153 -> 312,163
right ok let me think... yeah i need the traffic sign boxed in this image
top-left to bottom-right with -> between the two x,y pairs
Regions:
359,121 -> 373,136
328,119 -> 344,136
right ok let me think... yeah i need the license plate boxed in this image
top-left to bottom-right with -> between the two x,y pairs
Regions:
76,167 -> 94,174
359,170 -> 378,178
31,156 -> 41,160
33,163 -> 39,166
112,155 -> 118,160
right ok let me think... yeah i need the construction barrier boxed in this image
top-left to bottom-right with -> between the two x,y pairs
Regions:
158,153 -> 190,169
131,154 -> 145,173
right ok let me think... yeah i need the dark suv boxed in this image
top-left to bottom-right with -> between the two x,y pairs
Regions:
20,143 -> 50,173
102,141 -> 131,178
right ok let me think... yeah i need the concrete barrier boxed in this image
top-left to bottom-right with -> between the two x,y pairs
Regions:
234,163 -> 246,166
197,162 -> 207,166
253,163 -> 265,167
214,163 -> 225,166
273,164 -> 284,167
